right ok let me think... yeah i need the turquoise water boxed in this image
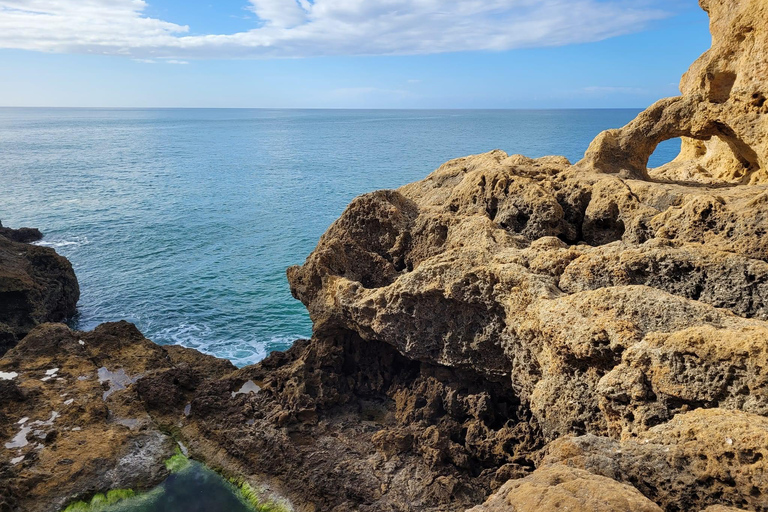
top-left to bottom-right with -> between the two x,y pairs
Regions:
0,108 -> 679,366
84,461 -> 255,512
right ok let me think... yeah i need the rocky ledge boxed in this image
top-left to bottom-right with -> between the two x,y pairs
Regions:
3,0 -> 768,511
0,223 -> 79,356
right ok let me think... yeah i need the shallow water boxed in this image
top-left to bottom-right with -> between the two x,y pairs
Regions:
101,462 -> 253,512
0,108 -> 680,366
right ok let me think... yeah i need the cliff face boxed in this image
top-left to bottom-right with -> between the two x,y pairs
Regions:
3,1 -> 768,511
282,0 -> 768,508
0,223 -> 79,355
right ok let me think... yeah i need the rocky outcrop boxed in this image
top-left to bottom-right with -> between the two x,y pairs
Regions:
277,0 -> 768,509
0,321 -> 237,512
0,222 -> 43,244
541,409 -> 768,512
582,0 -> 768,183
4,0 -> 768,511
466,465 -> 663,512
0,223 -> 79,355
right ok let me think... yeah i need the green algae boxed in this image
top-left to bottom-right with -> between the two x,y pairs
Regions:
60,450 -> 290,512
163,447 -> 191,473
62,490 -> 138,512
228,477 -> 291,512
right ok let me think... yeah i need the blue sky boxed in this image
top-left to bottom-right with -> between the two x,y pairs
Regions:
0,0 -> 710,108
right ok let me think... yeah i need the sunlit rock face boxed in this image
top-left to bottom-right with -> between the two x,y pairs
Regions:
5,1 -> 768,512
282,0 -> 768,509
581,0 -> 768,184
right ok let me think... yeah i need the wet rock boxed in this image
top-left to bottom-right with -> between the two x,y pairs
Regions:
0,322 -> 235,512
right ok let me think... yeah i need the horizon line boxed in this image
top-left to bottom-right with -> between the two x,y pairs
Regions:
0,106 -> 650,111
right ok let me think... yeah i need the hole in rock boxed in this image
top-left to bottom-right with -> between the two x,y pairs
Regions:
647,132 -> 759,183
648,138 -> 682,168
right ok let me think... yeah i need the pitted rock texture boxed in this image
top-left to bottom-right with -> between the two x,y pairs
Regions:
0,224 -> 79,355
581,0 -> 768,183
176,330 -> 543,512
466,465 -> 663,512
542,409 -> 768,512
5,1 -> 768,511
279,1 -> 768,509
288,146 -> 768,445
0,321 -> 236,512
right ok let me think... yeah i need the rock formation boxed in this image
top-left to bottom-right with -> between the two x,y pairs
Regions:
466,465 -> 663,512
0,322 -> 236,512
0,224 -> 79,355
3,0 -> 768,511
582,0 -> 767,183
0,222 -> 43,245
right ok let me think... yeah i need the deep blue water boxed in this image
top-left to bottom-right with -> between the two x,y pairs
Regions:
0,108 -> 680,366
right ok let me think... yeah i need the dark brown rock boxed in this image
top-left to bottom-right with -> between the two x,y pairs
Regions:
0,222 -> 43,244
0,321 -> 236,512
0,225 -> 79,355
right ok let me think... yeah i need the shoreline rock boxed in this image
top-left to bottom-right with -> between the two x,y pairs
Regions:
0,321 -> 238,512
0,223 -> 79,356
3,0 -> 768,510
0,222 -> 43,245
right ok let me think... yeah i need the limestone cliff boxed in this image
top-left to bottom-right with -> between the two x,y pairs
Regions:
3,0 -> 768,511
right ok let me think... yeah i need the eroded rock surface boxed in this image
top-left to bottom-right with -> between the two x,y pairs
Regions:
4,0 -> 768,511
582,0 -> 768,183
466,465 -> 663,512
276,0 -> 768,509
0,223 -> 79,355
0,321 -> 236,512
543,409 -> 768,512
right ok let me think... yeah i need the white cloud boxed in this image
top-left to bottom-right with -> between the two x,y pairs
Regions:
0,0 -> 671,60
247,0 -> 307,28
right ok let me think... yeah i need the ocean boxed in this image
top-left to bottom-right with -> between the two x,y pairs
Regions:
0,108 -> 680,366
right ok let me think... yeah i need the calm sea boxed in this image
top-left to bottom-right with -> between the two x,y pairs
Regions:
0,108 -> 679,366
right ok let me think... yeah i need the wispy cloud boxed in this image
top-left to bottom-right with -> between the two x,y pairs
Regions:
0,0 -> 672,60
133,57 -> 189,64
582,86 -> 649,95
330,87 -> 412,98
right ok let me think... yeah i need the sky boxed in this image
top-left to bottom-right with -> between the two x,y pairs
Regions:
0,0 -> 711,108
